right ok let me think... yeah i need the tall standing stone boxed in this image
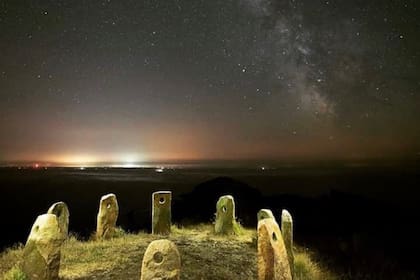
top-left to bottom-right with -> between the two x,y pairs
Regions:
152,191 -> 172,235
257,209 -> 276,222
258,218 -> 292,280
215,195 -> 236,234
140,239 -> 181,280
281,209 -> 294,277
96,193 -> 119,240
22,214 -> 64,280
47,202 -> 69,240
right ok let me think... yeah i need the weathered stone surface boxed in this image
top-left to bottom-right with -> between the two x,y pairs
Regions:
257,209 -> 276,222
96,193 -> 119,240
140,239 -> 181,280
47,202 -> 69,240
281,209 -> 294,277
152,191 -> 172,235
258,218 -> 292,280
22,214 -> 63,280
215,195 -> 236,234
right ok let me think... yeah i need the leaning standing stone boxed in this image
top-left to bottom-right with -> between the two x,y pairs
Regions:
96,193 -> 119,240
22,214 -> 64,280
257,209 -> 276,222
258,218 -> 292,280
152,191 -> 172,235
281,209 -> 294,277
140,239 -> 181,280
215,195 -> 236,234
47,202 -> 70,240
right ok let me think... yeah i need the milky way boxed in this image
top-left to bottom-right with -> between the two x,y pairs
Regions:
0,0 -> 419,163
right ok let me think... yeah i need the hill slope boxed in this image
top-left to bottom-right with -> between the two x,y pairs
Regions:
1,224 -> 337,280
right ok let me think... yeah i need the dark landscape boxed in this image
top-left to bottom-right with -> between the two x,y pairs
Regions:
1,159 -> 419,278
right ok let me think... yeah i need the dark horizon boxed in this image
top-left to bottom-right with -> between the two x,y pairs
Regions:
1,162 -> 420,278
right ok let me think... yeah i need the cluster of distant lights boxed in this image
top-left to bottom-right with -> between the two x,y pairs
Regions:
79,165 -> 165,173
16,163 -> 269,172
16,162 -> 166,173
16,163 -> 48,170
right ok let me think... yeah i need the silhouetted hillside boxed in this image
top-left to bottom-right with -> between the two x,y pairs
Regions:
173,177 -> 263,226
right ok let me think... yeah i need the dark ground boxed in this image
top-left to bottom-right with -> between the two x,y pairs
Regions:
1,160 -> 419,279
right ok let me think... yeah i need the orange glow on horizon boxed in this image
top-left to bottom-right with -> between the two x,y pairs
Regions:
43,154 -> 103,165
38,153 -> 149,166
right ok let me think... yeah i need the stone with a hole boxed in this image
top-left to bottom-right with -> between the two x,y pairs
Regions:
281,209 -> 294,276
258,218 -> 292,280
22,213 -> 63,280
140,239 -> 181,280
152,191 -> 172,235
214,195 -> 236,234
47,201 -> 70,240
96,193 -> 119,240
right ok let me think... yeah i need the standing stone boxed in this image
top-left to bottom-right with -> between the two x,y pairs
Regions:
214,195 -> 236,234
257,209 -> 276,222
47,202 -> 69,240
22,214 -> 64,280
96,193 -> 119,240
152,191 -> 172,235
140,239 -> 181,280
281,209 -> 294,277
258,218 -> 292,280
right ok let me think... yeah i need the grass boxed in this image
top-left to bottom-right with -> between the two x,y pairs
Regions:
294,247 -> 338,280
2,265 -> 27,280
0,224 -> 337,280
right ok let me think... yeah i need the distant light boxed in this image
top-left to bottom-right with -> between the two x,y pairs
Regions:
79,167 -> 86,170
261,166 -> 265,171
121,163 -> 140,168
155,167 -> 164,173
34,163 -> 39,169
116,153 -> 145,168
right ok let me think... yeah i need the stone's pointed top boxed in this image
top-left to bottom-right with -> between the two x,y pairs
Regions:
258,209 -> 276,221
101,193 -> 117,200
141,239 -> 181,280
281,209 -> 293,223
47,201 -> 70,238
153,190 -> 172,195
219,194 -> 234,200
27,214 -> 61,244
48,201 -> 69,213
258,218 -> 283,244
216,195 -> 235,207
99,193 -> 119,211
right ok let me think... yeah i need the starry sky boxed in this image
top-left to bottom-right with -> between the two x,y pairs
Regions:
0,0 -> 419,164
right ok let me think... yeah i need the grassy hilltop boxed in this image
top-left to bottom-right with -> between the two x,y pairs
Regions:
1,224 -> 337,280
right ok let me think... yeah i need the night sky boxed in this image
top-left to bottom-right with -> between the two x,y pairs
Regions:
0,0 -> 419,164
